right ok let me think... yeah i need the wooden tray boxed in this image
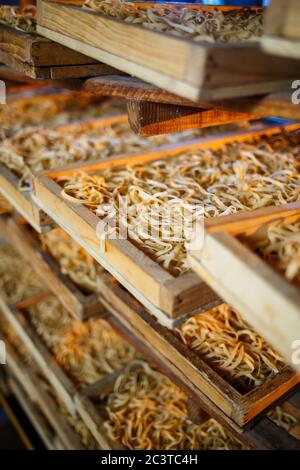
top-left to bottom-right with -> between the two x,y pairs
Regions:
33,122 -> 300,327
37,0 -> 300,101
1,217 -> 104,321
188,203 -> 300,372
75,350 -> 300,450
3,342 -> 85,450
0,112 -> 128,232
262,0 -> 300,60
0,18 -> 117,79
95,271 -> 300,431
0,292 -> 77,416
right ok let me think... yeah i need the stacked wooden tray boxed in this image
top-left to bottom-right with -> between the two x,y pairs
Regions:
0,9 -> 116,79
262,0 -> 300,60
32,121 -> 300,327
0,101 -> 128,232
0,217 -> 104,320
36,1 -> 300,101
0,224 -> 299,447
188,203 -> 300,372
95,272 -> 300,432
4,342 -> 98,449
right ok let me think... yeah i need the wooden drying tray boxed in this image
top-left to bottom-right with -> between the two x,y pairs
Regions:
0,291 -> 78,416
188,202 -> 300,373
37,0 -> 300,101
262,0 -> 300,60
0,293 -> 135,449
33,121 -> 300,327
1,280 -> 299,448
85,75 -> 300,122
0,216 -> 104,321
0,15 -> 118,79
75,343 -> 300,450
3,341 -> 86,449
0,112 -> 128,233
95,271 -> 300,434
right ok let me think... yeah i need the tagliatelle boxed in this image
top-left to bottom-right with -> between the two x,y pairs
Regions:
249,220 -> 300,288
27,297 -> 137,388
0,121 -> 214,184
103,360 -> 246,450
176,304 -> 284,391
40,228 -> 104,293
0,5 -> 36,32
60,131 -> 300,276
0,244 -> 47,304
268,406 -> 298,433
85,1 -> 263,43
0,94 -> 125,137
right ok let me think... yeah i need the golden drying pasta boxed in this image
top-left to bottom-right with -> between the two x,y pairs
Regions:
0,244 -> 47,303
0,5 -> 36,32
249,220 -> 300,288
27,297 -> 137,388
0,121 -> 213,184
40,228 -> 104,293
85,1 -> 263,43
103,360 -> 246,450
177,304 -> 285,391
0,94 -> 125,136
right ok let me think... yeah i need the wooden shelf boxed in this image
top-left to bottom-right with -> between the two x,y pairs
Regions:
36,1 -> 300,101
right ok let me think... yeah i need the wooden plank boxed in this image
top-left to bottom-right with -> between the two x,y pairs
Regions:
0,17 -> 120,79
0,47 -> 117,79
85,75 -> 300,121
0,293 -> 77,415
188,205 -> 300,372
33,122 -> 300,326
37,0 -> 300,101
126,100 -> 256,136
0,22 -> 98,66
5,217 -> 104,321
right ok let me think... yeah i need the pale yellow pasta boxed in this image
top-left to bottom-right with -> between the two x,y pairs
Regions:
177,304 -> 285,391
85,1 -> 263,43
27,297 -> 137,388
104,361 -> 246,450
